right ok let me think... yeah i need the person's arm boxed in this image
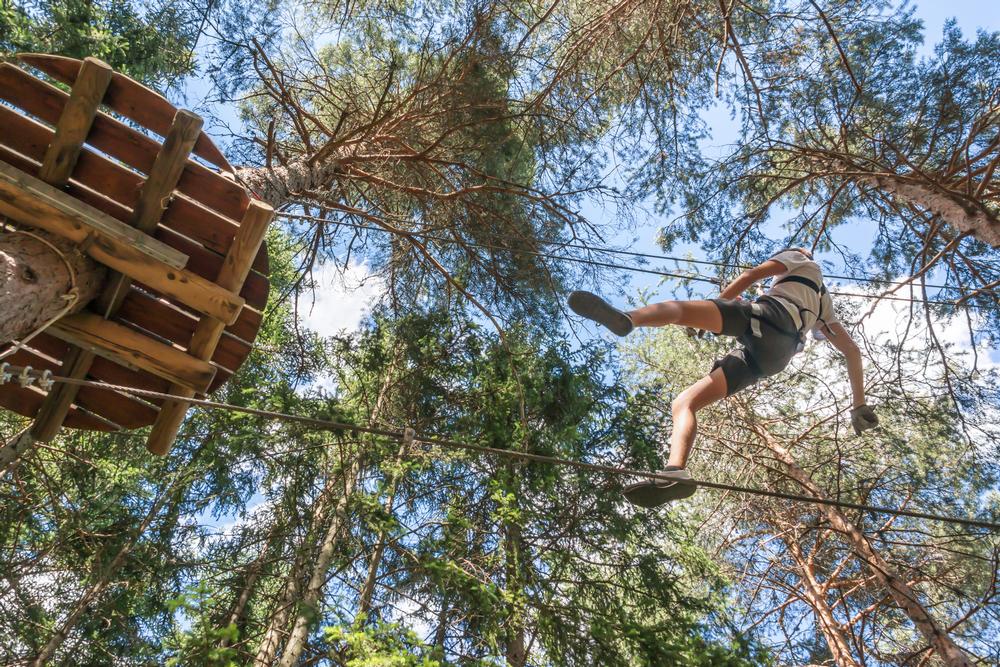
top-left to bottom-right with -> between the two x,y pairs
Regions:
718,260 -> 786,300
821,322 -> 865,406
820,321 -> 878,433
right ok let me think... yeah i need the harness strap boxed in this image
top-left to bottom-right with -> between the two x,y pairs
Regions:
749,303 -> 763,338
773,274 -> 822,293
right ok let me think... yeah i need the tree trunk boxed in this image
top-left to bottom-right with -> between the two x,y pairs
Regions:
356,436 -> 410,620
502,464 -> 528,667
219,525 -> 277,654
0,229 -> 104,345
253,491 -> 333,667
757,426 -> 971,667
433,594 -> 450,651
781,531 -> 860,667
270,351 -> 402,666
860,172 -> 1000,248
275,457 -> 362,667
236,159 -> 343,210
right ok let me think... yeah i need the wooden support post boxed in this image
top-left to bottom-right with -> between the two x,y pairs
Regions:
96,109 -> 203,317
18,53 -> 233,171
30,348 -> 95,441
38,57 -> 112,186
22,56 -> 112,444
146,200 -> 273,455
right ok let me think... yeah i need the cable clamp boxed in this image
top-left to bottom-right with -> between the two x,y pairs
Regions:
0,362 -> 10,384
17,365 -> 34,387
37,369 -> 54,391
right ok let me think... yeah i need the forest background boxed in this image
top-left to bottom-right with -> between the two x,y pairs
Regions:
1,0 -> 999,665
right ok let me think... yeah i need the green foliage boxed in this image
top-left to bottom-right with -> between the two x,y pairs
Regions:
0,0 -> 200,86
164,583 -> 240,667
325,617 -> 441,666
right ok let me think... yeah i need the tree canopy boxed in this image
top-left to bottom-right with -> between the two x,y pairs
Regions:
1,0 -> 998,665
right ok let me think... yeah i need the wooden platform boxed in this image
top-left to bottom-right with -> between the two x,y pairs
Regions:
0,55 -> 272,453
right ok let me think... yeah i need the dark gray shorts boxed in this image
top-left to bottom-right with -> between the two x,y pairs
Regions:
710,297 -> 799,396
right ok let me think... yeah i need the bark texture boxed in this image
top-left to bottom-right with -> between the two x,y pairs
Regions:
861,172 -> 1000,248
236,159 -> 343,210
0,229 -> 104,344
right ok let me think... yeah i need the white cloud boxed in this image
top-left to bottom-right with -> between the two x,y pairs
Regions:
840,283 -> 998,373
300,261 -> 385,338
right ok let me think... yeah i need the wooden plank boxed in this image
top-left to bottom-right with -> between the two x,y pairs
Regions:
116,291 -> 252,370
48,312 -> 217,394
16,346 -> 157,429
0,100 -> 268,275
23,331 -> 161,438
28,332 -> 171,395
38,58 -> 113,185
0,63 -> 248,222
97,109 -> 203,316
0,159 -> 187,268
155,225 -> 269,310
0,385 -> 117,431
147,201 -> 274,455
17,53 -> 233,171
0,165 -> 246,324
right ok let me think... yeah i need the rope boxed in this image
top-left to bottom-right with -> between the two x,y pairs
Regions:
0,231 -> 80,362
276,212 -> 999,306
3,366 -> 996,532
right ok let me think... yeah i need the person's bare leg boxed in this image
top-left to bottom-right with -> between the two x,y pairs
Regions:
627,300 -> 724,334
666,368 -> 728,469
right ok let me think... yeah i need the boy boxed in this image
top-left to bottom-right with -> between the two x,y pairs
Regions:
568,248 -> 878,506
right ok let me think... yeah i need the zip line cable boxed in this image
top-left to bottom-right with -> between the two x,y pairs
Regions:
5,367 -> 996,532
277,211 -> 998,302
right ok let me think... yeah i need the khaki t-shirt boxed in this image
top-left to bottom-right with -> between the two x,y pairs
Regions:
764,250 -> 838,331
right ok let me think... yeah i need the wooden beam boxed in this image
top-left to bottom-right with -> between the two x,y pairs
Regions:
0,164 -> 245,324
26,56 -> 117,444
38,57 -> 113,186
146,200 -> 273,455
0,159 -> 186,268
97,109 -> 203,316
48,312 -> 217,394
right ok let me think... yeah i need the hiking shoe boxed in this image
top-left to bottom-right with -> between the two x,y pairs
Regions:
622,466 -> 697,507
568,291 -> 633,337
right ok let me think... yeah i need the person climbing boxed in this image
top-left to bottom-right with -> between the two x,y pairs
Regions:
568,247 -> 879,507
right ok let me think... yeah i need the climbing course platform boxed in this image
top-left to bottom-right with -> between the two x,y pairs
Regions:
0,54 -> 272,454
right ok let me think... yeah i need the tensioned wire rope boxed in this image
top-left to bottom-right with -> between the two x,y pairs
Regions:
276,211 -> 999,309
6,367 -> 997,532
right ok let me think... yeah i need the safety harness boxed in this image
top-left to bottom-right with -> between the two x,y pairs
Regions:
749,274 -> 832,353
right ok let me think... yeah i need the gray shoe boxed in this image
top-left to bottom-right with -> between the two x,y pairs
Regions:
568,291 -> 634,336
622,467 -> 697,507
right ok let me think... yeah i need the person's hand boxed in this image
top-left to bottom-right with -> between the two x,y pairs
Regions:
850,404 -> 879,435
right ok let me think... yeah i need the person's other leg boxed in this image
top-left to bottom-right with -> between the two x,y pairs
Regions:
627,300 -> 724,333
665,367 -> 729,469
